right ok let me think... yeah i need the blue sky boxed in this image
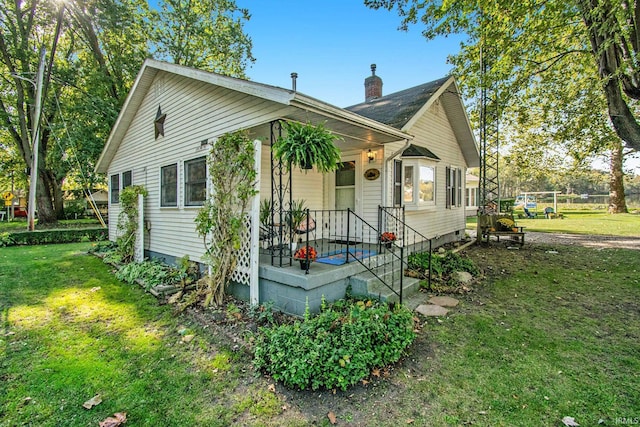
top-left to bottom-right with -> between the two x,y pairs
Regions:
238,0 -> 465,107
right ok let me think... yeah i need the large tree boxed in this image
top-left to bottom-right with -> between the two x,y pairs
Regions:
0,0 -> 254,225
152,0 -> 254,76
0,0 -> 151,224
365,0 -> 640,152
365,0 -> 635,212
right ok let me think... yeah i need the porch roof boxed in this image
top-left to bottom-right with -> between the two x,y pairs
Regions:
96,59 -> 412,173
401,144 -> 441,161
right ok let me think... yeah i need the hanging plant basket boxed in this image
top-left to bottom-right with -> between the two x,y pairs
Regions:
273,121 -> 342,172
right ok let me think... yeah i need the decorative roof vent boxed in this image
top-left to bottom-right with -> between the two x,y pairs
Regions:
364,64 -> 383,102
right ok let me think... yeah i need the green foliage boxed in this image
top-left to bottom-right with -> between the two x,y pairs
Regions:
63,200 -> 86,219
6,228 -> 107,246
115,260 -> 171,289
248,301 -> 276,326
153,0 -> 254,76
193,130 -> 257,307
0,232 -> 15,247
116,185 -> 148,263
272,121 -> 342,173
408,250 -> 478,284
254,298 -> 416,391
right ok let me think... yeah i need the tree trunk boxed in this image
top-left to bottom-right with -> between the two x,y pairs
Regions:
580,0 -> 640,152
35,171 -> 57,224
608,141 -> 628,214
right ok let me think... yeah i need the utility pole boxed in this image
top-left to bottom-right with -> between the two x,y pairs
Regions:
27,48 -> 46,231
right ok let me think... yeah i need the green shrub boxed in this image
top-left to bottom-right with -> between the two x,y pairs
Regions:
7,228 -> 107,246
408,250 -> 478,280
115,260 -> 175,289
63,200 -> 86,219
0,232 -> 15,247
253,298 -> 415,391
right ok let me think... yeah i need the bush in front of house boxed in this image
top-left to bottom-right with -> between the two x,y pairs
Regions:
253,298 -> 415,391
408,250 -> 478,281
7,228 -> 107,246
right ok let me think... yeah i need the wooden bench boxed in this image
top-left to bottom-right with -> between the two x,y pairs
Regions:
477,214 -> 526,246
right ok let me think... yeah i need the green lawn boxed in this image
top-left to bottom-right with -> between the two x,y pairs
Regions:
0,243 -> 288,426
1,241 -> 639,426
467,211 -> 640,236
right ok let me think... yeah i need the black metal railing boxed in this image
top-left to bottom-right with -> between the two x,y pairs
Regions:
379,206 -> 435,288
259,205 -> 436,301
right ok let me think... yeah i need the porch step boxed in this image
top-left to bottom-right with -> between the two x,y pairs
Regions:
349,265 -> 422,304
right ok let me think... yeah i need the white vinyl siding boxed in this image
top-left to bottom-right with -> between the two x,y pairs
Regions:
106,71 -> 291,263
399,100 -> 468,238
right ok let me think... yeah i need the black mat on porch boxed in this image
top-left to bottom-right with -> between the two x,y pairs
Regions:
316,248 -> 377,265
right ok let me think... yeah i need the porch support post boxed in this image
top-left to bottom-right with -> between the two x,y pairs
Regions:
250,139 -> 261,305
134,193 -> 144,262
270,120 -> 292,267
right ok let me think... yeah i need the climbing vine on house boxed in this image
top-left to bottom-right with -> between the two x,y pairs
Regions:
191,130 -> 257,307
116,185 -> 148,263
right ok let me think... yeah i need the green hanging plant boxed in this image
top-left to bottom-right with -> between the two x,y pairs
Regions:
272,121 -> 342,172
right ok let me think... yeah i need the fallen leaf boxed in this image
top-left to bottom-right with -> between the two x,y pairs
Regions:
99,412 -> 127,427
82,394 -> 102,410
562,416 -> 580,426
361,379 -> 369,386
268,384 -> 276,393
406,419 -> 414,424
372,368 -> 380,377
327,411 -> 337,425
181,334 -> 195,343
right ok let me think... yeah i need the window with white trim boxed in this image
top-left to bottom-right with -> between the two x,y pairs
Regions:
122,170 -> 132,189
184,157 -> 207,206
403,160 -> 436,208
160,163 -> 178,207
110,174 -> 120,204
446,166 -> 463,208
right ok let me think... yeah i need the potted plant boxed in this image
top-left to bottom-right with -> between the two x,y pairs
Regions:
293,245 -> 317,270
272,121 -> 342,172
496,217 -> 516,232
380,231 -> 397,248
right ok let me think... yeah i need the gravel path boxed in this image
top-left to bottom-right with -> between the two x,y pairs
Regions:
467,229 -> 640,250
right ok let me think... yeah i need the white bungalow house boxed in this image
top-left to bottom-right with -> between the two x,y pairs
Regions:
95,59 -> 479,315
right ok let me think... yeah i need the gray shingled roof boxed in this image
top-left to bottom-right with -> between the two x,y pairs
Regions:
402,144 -> 441,160
345,76 -> 451,129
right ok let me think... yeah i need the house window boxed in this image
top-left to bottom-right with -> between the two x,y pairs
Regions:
110,174 -> 120,204
393,160 -> 402,207
418,166 -> 435,202
403,161 -> 436,208
161,163 -> 178,207
122,170 -> 132,189
184,157 -> 207,206
404,166 -> 414,203
446,167 -> 463,208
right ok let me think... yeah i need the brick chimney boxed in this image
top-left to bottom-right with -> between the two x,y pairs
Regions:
364,64 -> 382,102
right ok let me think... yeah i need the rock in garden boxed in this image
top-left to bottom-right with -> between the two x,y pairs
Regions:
452,271 -> 473,284
415,304 -> 449,317
428,296 -> 459,307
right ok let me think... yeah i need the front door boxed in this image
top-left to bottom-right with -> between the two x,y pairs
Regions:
333,159 -> 360,241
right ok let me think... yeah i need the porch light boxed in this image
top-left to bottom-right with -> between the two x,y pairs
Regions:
367,149 -> 375,163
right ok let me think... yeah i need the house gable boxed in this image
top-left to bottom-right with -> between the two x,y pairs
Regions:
346,76 -> 479,168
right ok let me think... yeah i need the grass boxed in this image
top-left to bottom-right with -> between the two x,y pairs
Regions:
467,210 -> 640,236
1,240 -> 639,426
0,243 -> 290,427
400,244 -> 640,426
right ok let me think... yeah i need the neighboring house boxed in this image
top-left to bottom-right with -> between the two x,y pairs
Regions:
465,173 -> 480,216
95,59 -> 479,315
